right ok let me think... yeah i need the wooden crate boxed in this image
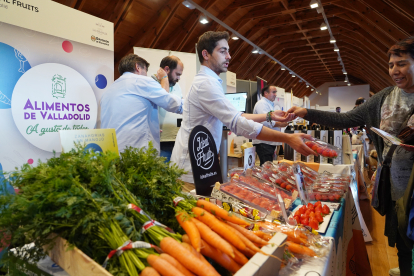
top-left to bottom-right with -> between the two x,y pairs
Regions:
46,236 -> 112,276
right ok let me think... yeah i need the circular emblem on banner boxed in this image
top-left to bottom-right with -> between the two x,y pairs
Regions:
11,63 -> 97,152
192,131 -> 214,170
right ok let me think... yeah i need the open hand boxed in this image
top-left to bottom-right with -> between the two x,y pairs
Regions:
287,133 -> 317,156
287,106 -> 307,118
271,110 -> 296,122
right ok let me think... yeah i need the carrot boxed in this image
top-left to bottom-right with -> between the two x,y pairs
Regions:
160,237 -> 220,276
196,199 -> 250,226
192,207 -> 246,251
257,221 -> 308,240
191,218 -> 235,258
140,267 -> 161,276
181,241 -> 211,267
200,239 -> 242,274
176,210 -> 201,252
285,241 -> 316,257
226,221 -> 268,246
253,231 -> 273,241
239,246 -> 256,258
147,254 -> 185,276
182,234 -> 191,244
226,222 -> 262,253
159,254 -> 195,276
229,243 -> 249,265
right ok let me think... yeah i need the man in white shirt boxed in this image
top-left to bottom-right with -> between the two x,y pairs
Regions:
171,31 -> 315,187
253,85 -> 288,165
100,54 -> 183,153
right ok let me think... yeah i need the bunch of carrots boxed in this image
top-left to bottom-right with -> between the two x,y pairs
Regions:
139,199 -> 317,276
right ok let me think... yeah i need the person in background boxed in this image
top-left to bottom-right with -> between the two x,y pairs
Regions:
151,55 -> 184,162
100,54 -> 183,153
354,97 -> 366,108
253,85 -> 288,165
336,106 -> 341,113
288,36 -> 414,276
171,31 -> 315,191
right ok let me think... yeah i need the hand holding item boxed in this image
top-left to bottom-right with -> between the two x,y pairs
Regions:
287,133 -> 317,156
287,106 -> 307,118
271,110 -> 295,122
157,67 -> 168,81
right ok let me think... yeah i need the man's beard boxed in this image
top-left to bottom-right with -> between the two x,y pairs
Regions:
168,73 -> 177,87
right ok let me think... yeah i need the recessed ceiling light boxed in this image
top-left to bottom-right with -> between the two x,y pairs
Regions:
200,16 -> 209,24
310,0 -> 319,8
182,1 -> 195,9
231,35 -> 239,40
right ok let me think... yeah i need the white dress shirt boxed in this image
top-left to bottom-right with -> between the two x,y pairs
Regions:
252,97 -> 282,146
100,72 -> 183,153
171,65 -> 263,183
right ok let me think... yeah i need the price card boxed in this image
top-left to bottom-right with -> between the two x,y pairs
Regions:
292,164 -> 309,205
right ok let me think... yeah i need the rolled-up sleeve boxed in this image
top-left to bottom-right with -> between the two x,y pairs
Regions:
197,80 -> 263,139
134,77 -> 183,114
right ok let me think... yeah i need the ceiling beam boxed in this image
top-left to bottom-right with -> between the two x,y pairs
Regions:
115,0 -> 180,63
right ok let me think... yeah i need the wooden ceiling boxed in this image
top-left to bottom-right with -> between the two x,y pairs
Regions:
54,0 -> 414,97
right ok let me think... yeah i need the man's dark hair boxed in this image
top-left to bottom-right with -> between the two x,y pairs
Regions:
261,85 -> 276,96
196,31 -> 230,63
160,56 -> 180,71
118,54 -> 150,75
388,36 -> 414,59
355,97 -> 366,106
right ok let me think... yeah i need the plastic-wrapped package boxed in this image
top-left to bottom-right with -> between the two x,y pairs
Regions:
294,162 -> 318,185
304,138 -> 341,158
220,180 -> 293,213
317,172 -> 351,183
249,170 -> 297,193
307,186 -> 344,202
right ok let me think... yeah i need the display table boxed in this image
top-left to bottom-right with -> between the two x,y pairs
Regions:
283,160 -> 373,276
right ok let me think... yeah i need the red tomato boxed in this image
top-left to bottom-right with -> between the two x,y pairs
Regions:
317,147 -> 324,155
315,205 -> 322,213
300,217 -> 309,226
322,205 -> 330,214
315,194 -> 322,201
280,182 -> 287,189
328,195 -> 335,201
334,193 -> 341,201
309,218 -> 319,230
285,184 -> 293,191
312,144 -> 319,151
322,149 -> 331,157
315,212 -> 324,222
321,194 -> 328,201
